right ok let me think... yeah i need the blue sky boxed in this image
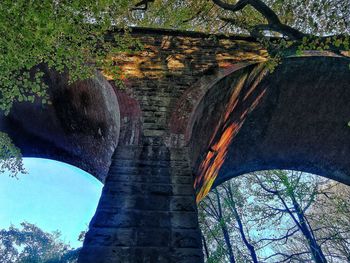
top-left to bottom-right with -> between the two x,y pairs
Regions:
0,158 -> 103,248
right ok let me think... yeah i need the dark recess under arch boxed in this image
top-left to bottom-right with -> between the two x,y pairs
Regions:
190,56 -> 350,192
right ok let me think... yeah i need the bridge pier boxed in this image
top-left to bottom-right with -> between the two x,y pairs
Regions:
78,145 -> 203,262
4,27 -> 350,263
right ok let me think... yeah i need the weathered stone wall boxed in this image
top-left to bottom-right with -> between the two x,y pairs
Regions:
79,146 -> 202,262
108,28 -> 267,147
79,29 -> 267,262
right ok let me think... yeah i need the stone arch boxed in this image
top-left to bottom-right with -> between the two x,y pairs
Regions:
0,69 -> 120,182
188,56 -> 350,201
167,61 -> 260,147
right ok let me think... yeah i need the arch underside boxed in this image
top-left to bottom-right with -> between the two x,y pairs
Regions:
0,69 -> 120,182
191,56 -> 350,195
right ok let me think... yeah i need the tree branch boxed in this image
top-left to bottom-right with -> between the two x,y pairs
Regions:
263,251 -> 309,262
213,0 -> 306,40
257,226 -> 298,244
212,0 -> 250,12
131,0 -> 155,11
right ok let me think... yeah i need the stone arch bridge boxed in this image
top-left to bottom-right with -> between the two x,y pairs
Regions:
1,28 -> 350,262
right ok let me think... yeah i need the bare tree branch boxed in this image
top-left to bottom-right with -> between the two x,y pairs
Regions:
264,251 -> 310,263
257,226 -> 299,245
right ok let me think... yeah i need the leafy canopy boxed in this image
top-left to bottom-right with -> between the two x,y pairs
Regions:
0,0 -> 139,113
0,222 -> 79,263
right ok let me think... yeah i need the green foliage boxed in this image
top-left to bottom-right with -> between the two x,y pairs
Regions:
258,33 -> 350,73
0,1 -> 143,176
0,222 -> 79,263
0,0 -> 139,114
297,35 -> 350,54
258,34 -> 350,73
0,132 -> 26,177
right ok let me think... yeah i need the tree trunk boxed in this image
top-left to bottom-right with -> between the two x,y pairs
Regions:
291,197 -> 327,263
221,225 -> 236,263
215,190 -> 236,263
202,233 -> 210,260
231,202 -> 259,263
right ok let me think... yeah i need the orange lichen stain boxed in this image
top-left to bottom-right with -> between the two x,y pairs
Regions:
167,55 -> 185,70
340,50 -> 350,57
101,72 -> 115,81
161,36 -> 172,49
177,37 -> 200,45
218,39 -> 237,47
183,47 -> 199,54
216,52 -> 267,62
103,49 -> 167,79
218,62 -> 235,68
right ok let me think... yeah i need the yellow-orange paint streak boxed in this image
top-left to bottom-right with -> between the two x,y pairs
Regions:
223,77 -> 246,122
195,68 -> 268,203
243,65 -> 268,101
195,77 -> 248,202
250,89 -> 266,109
195,123 -> 242,203
195,75 -> 247,191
